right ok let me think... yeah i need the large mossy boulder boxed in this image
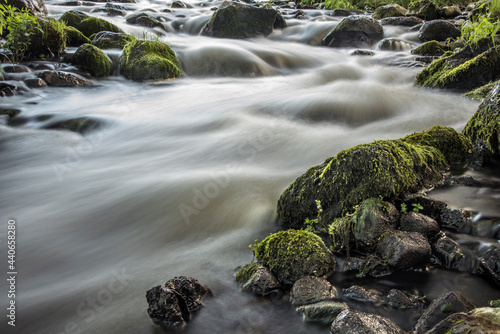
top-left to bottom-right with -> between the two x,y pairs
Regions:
411,40 -> 446,57
64,26 -> 91,47
416,45 -> 500,91
322,15 -> 384,48
201,1 -> 286,39
26,17 -> 66,59
71,44 -> 113,78
60,11 -> 123,38
426,307 -> 500,334
463,83 -> 500,156
248,230 -> 335,286
119,39 -> 182,81
277,126 -> 472,230
372,4 -> 407,20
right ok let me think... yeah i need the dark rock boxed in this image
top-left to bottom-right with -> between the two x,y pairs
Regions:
400,212 -> 441,240
442,175 -> 481,187
125,12 -> 163,28
442,5 -> 461,19
8,0 -> 47,16
372,4 -> 407,20
380,16 -> 424,26
92,31 -> 136,49
377,38 -> 414,51
37,71 -> 93,87
351,49 -> 375,56
377,231 -> 431,270
0,108 -> 21,120
172,0 -> 188,8
414,292 -> 474,334
290,276 -> 337,306
296,300 -> 348,323
408,1 -> 441,21
322,15 -> 383,48
432,235 -> 480,273
471,218 -> 500,238
418,20 -> 461,42
411,40 -> 446,57
26,18 -> 66,59
385,289 -> 425,309
1,64 -> 30,73
64,26 -> 92,47
331,309 -> 405,334
44,117 -> 103,134
23,78 -> 47,88
439,208 -> 473,233
357,254 -> 393,278
426,307 -> 500,334
146,276 -> 213,331
0,81 -> 30,96
72,44 -> 113,78
201,1 -> 286,39
241,266 -> 280,296
331,9 -> 351,17
342,285 -> 381,303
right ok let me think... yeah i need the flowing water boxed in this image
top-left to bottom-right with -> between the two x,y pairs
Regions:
1,1 -> 499,333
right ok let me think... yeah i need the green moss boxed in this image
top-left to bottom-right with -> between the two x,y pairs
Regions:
235,262 -> 258,285
490,299 -> 500,308
27,17 -> 66,59
64,26 -> 91,47
78,17 -> 123,38
253,230 -> 334,286
59,10 -> 88,29
372,4 -> 407,20
92,33 -> 136,49
71,44 -> 113,78
120,39 -> 181,81
411,40 -> 446,57
464,80 -> 499,100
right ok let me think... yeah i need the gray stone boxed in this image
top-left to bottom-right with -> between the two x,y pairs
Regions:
342,285 -> 380,303
290,276 -> 337,306
418,20 -> 461,42
331,309 -> 405,334
322,15 -> 384,48
36,71 -> 93,87
400,211 -> 441,240
241,266 -> 280,296
377,231 -> 431,270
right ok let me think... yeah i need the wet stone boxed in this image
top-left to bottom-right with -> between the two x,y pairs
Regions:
290,276 -> 337,306
24,78 -> 48,89
331,309 -> 406,334
296,300 -> 348,323
342,285 -> 381,303
241,266 -> 280,296
400,211 -> 441,240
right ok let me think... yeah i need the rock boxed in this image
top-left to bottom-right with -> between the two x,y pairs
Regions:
351,49 -> 375,56
59,10 -> 89,28
377,231 -> 431,270
0,108 -> 21,120
442,5 -> 461,18
71,44 -> 113,78
342,285 -> 380,303
411,40 -> 446,57
146,276 -> 212,331
322,15 -> 383,48
372,4 -> 407,20
8,0 -> 47,16
439,208 -> 473,233
92,31 -> 136,49
23,77 -> 47,88
201,1 -> 286,39
61,11 -> 123,37
331,309 -> 405,334
277,126 -> 471,230
377,38 -> 414,51
290,276 -> 337,306
400,212 -> 440,240
426,307 -> 500,334
380,16 -> 424,26
385,289 -> 425,309
408,1 -> 441,21
44,117 -> 103,134
297,301 -> 348,323
331,8 -> 351,17
125,12 -> 163,28
240,265 -> 280,296
414,292 -> 475,334
432,235 -> 479,273
0,82 -> 17,97
172,0 -> 188,8
252,230 -> 335,286
463,83 -> 500,156
37,70 -> 93,87
24,18 -> 66,59
64,26 -> 91,47
418,20 -> 461,42
120,39 -> 182,81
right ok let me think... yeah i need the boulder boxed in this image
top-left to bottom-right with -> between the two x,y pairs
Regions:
414,292 -> 474,334
342,285 -> 381,303
439,208 -> 473,233
125,12 -> 163,28
322,15 -> 383,48
380,16 -> 424,26
463,83 -> 500,155
376,231 -> 431,270
71,44 -> 113,78
92,31 -> 136,49
240,265 -> 280,296
418,20 -> 461,42
37,70 -> 93,87
331,309 -> 406,334
25,18 -> 66,59
442,5 -> 461,19
60,11 -> 123,37
59,10 -> 89,28
120,39 -> 182,81
277,126 -> 471,230
411,40 -> 446,57
385,289 -> 425,309
251,230 -> 335,286
146,276 -> 213,331
408,1 -> 441,21
44,117 -> 103,134
7,0 -> 47,16
400,211 -> 440,240
290,276 -> 337,306
426,307 -> 500,334
297,301 -> 348,323
432,235 -> 480,273
64,26 -> 91,47
201,1 -> 286,39
372,4 -> 407,20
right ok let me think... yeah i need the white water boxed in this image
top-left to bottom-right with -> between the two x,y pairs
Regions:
0,1 -> 497,333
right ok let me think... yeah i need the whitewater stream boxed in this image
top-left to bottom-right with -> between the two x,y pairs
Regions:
1,1 -> 499,333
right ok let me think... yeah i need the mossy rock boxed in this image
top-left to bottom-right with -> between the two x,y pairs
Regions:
235,262 -> 258,285
277,126 -> 471,229
64,26 -> 91,47
78,17 -> 123,38
91,31 -> 136,49
26,17 -> 66,59
59,10 -> 89,28
463,83 -> 500,156
464,80 -> 500,100
372,4 -> 407,20
416,45 -> 500,91
201,0 -> 286,39
71,44 -> 113,78
120,39 -> 181,81
252,230 -> 335,286
411,40 -> 446,57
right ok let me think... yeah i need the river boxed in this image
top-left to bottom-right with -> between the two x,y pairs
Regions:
0,1 -> 499,333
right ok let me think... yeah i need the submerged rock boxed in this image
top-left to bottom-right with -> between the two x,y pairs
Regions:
342,285 -> 381,303
426,307 -> 500,334
71,44 -> 113,78
120,39 -> 182,81
92,31 -> 136,49
37,70 -> 93,87
146,276 -> 212,331
290,276 -> 337,306
297,300 -> 348,323
322,15 -> 383,48
384,289 -> 425,309
331,309 -> 405,334
201,1 -> 286,39
125,12 -> 163,28
44,117 -> 103,134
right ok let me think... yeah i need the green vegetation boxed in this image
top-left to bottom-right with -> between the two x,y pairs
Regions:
0,3 -> 39,61
235,262 -> 258,285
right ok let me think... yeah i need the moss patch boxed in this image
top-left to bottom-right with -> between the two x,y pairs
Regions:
92,32 -> 136,49
78,17 -> 123,38
411,40 -> 446,57
71,44 -> 113,78
235,262 -> 258,285
64,26 -> 91,47
26,17 -> 66,59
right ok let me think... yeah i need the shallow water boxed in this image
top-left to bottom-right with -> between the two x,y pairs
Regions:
0,1 -> 499,333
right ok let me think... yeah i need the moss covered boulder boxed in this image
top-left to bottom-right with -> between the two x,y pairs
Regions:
277,126 -> 472,230
71,44 -> 113,78
426,307 -> 500,334
372,4 -> 407,20
60,11 -> 123,38
463,84 -> 500,156
120,40 -> 181,81
64,26 -> 91,47
92,31 -> 136,49
201,1 -> 286,39
59,10 -> 89,28
416,45 -> 500,91
322,15 -> 384,49
411,40 -> 446,57
247,230 -> 335,286
26,17 -> 66,59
